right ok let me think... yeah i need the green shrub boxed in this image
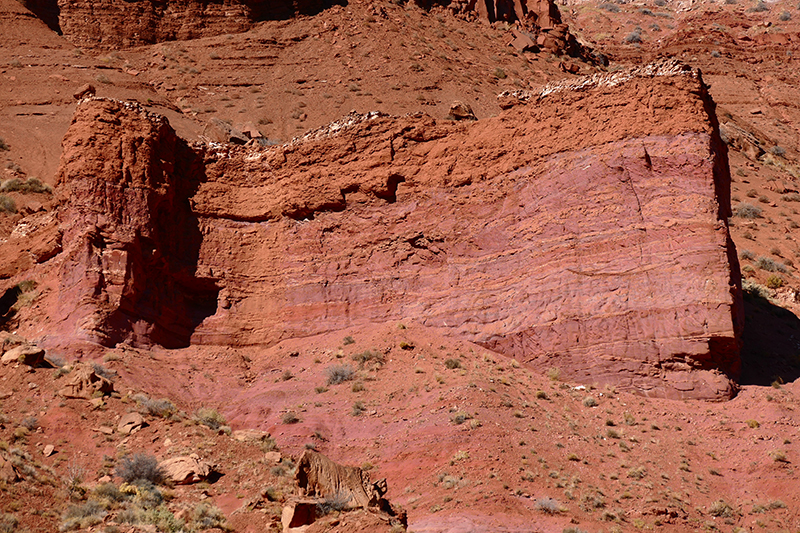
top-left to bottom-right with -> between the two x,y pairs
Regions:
190,502 -> 229,530
60,501 -> 106,531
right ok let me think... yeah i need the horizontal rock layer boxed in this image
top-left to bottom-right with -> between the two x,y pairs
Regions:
35,62 -> 743,399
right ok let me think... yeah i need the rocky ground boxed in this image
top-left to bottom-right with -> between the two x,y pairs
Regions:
2,0 -> 800,531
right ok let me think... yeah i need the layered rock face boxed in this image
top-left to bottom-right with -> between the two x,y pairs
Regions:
44,61 -> 742,399
52,0 -> 575,51
54,99 -> 218,348
55,0 -> 343,48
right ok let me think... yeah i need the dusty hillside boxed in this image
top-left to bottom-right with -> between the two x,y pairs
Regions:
1,0 -> 800,532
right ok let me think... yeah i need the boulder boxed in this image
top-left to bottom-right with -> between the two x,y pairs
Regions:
58,362 -> 114,399
72,83 -> 95,100
117,412 -> 146,435
0,455 -> 18,483
1,344 -> 44,366
446,101 -> 477,121
159,454 -> 215,484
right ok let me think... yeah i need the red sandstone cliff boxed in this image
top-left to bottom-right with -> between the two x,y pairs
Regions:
2,60 -> 742,400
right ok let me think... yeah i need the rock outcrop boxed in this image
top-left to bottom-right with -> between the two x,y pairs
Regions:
283,450 -> 405,532
55,0 -> 344,49
18,59 -> 742,399
159,454 -> 216,484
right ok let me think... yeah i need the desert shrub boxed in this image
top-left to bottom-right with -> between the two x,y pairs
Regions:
627,466 -> 646,479
351,401 -> 365,416
743,280 -> 771,299
92,363 -> 116,381
282,412 -> 300,424
326,364 -> 355,385
281,370 -> 293,381
781,193 -> 800,202
770,450 -> 788,462
582,396 -> 598,407
445,358 -> 462,369
0,514 -> 17,533
351,350 -> 384,366
709,500 -> 735,517
725,0 -> 737,4
624,30 -> 642,43
771,145 -> 786,156
640,8 -> 653,15
450,411 -> 472,425
342,335 -> 355,345
599,3 -> 620,11
115,453 -> 163,484
493,67 -> 506,79
536,390 -> 548,399
20,416 -> 38,431
139,506 -> 184,533
317,492 -> 349,515
190,502 -> 229,530
0,138 -> 8,151
60,500 -> 106,531
734,203 -> 762,218
194,407 -> 226,430
756,256 -> 788,272
534,497 -> 562,514
0,177 -> 52,194
766,275 -> 784,289
351,381 -> 364,392
739,249 -> 755,260
779,10 -> 791,20
0,195 -> 16,214
93,482 -> 126,505
748,0 -> 769,11
133,394 -> 176,418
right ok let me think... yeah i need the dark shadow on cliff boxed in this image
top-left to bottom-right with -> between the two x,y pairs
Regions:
103,134 -> 219,350
245,0 -> 347,21
739,287 -> 800,387
20,0 -> 61,34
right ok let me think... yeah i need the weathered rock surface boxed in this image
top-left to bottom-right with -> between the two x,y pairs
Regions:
21,60 -> 742,399
284,450 -> 405,531
159,453 -> 215,484
55,0 -> 344,49
52,0 -> 578,55
0,343 -> 44,366
58,362 -> 114,399
295,450 -> 387,509
117,412 -> 146,434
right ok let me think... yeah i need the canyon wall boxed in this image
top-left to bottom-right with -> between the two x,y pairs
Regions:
11,61 -> 742,399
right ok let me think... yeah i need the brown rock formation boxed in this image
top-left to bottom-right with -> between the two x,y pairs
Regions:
55,0 -> 344,49
22,60 -> 742,399
295,450 -> 388,509
58,361 -> 114,399
53,99 -> 218,349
